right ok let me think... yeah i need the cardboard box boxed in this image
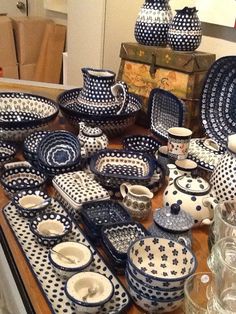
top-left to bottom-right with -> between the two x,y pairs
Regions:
19,63 -> 36,81
2,65 -> 19,79
11,17 -> 54,65
0,16 -> 17,66
118,42 -> 216,136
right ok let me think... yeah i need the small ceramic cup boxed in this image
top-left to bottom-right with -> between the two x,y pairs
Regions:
167,127 -> 192,160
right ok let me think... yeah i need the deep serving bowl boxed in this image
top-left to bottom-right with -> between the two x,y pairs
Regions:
37,131 -> 81,175
57,88 -> 141,137
0,92 -> 58,141
126,273 -> 184,314
0,141 -> 16,167
90,149 -> 155,188
123,135 -> 161,156
127,237 -> 197,290
48,241 -> 93,278
0,165 -> 47,196
65,271 -> 114,313
12,189 -> 51,218
30,212 -> 72,246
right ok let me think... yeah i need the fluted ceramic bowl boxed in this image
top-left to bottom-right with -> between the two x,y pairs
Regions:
0,92 -> 58,141
127,237 -> 197,290
57,88 -> 141,137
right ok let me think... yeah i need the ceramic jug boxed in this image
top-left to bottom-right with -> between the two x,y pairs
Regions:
120,182 -> 153,221
77,68 -> 129,115
210,134 -> 236,203
168,7 -> 202,51
163,161 -> 217,226
134,0 -> 172,46
78,122 -> 108,158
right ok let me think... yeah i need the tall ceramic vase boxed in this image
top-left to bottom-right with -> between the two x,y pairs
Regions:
167,7 -> 202,51
134,0 -> 172,46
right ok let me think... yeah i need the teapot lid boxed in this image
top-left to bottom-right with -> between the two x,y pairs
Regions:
174,174 -> 211,196
154,204 -> 194,232
82,126 -> 103,137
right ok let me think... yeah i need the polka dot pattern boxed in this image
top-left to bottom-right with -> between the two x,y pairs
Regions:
168,7 -> 202,51
3,199 -> 131,314
134,0 -> 172,46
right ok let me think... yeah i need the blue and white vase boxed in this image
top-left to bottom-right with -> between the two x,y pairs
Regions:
167,7 -> 202,51
134,0 -> 173,46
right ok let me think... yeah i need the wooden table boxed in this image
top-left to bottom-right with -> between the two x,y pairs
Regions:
0,80 -> 210,314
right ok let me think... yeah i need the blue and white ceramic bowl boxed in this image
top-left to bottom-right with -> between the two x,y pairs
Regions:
65,271 -> 114,313
126,273 -> 184,313
12,189 -> 51,218
57,88 -> 141,137
30,212 -> 72,246
126,265 -> 184,300
0,92 -> 58,141
123,135 -> 161,156
127,237 -> 197,290
23,131 -> 51,162
48,241 -> 93,278
0,141 -> 16,167
0,166 -> 47,196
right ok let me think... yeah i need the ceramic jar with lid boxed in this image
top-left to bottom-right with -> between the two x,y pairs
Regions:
148,203 -> 194,247
78,122 -> 108,158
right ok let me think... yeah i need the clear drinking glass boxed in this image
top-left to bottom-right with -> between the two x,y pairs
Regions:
184,272 -> 214,314
208,237 -> 236,312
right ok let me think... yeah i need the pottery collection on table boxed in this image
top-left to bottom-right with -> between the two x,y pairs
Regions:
0,3 -> 235,311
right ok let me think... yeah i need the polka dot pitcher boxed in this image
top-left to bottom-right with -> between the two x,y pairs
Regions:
210,134 -> 236,203
167,7 -> 202,51
77,68 -> 129,115
134,0 -> 172,46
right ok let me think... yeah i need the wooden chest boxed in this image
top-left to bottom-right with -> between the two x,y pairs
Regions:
117,42 -> 216,136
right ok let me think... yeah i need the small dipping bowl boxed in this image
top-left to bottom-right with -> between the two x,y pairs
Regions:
49,241 -> 93,278
65,271 -> 114,313
30,212 -> 72,246
12,190 -> 51,218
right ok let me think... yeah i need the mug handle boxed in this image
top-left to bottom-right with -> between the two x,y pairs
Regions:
111,81 -> 129,115
120,182 -> 131,199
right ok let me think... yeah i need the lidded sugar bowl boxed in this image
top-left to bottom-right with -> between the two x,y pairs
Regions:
148,203 -> 194,247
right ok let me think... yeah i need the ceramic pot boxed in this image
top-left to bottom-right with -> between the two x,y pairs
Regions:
77,68 -> 129,115
134,0 -> 172,46
120,182 -> 153,221
78,122 -> 108,158
168,7 -> 202,51
163,162 -> 217,226
210,134 -> 236,203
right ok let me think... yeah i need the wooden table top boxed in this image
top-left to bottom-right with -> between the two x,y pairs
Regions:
0,80 -> 210,314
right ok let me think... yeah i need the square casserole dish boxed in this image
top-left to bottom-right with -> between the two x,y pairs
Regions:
90,149 -> 155,188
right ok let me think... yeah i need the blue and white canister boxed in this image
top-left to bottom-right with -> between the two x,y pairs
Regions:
167,7 -> 202,51
134,0 -> 173,46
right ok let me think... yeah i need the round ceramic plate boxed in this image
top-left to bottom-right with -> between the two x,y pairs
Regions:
201,56 -> 236,148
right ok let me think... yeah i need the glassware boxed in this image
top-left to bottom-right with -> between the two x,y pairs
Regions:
184,272 -> 214,314
208,237 -> 236,312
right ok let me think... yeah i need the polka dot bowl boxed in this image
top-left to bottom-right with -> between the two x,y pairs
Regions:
0,92 -> 58,141
0,141 -> 17,167
127,237 -> 197,290
29,212 -> 72,247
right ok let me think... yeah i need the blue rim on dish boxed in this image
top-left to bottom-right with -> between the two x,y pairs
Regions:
65,272 -> 114,307
122,135 -> 161,156
127,236 -> 197,282
0,92 -> 58,128
148,88 -> 185,140
48,242 -> 93,272
201,56 -> 236,148
90,149 -> 155,183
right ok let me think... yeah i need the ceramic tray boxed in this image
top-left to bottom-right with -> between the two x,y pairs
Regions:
201,56 -> 236,148
148,88 -> 185,140
3,199 -> 131,314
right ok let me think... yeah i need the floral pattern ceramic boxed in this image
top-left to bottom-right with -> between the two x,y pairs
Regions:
0,92 -> 58,141
134,0 -> 172,46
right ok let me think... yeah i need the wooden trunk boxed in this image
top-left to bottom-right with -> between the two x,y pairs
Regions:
117,42 -> 216,137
